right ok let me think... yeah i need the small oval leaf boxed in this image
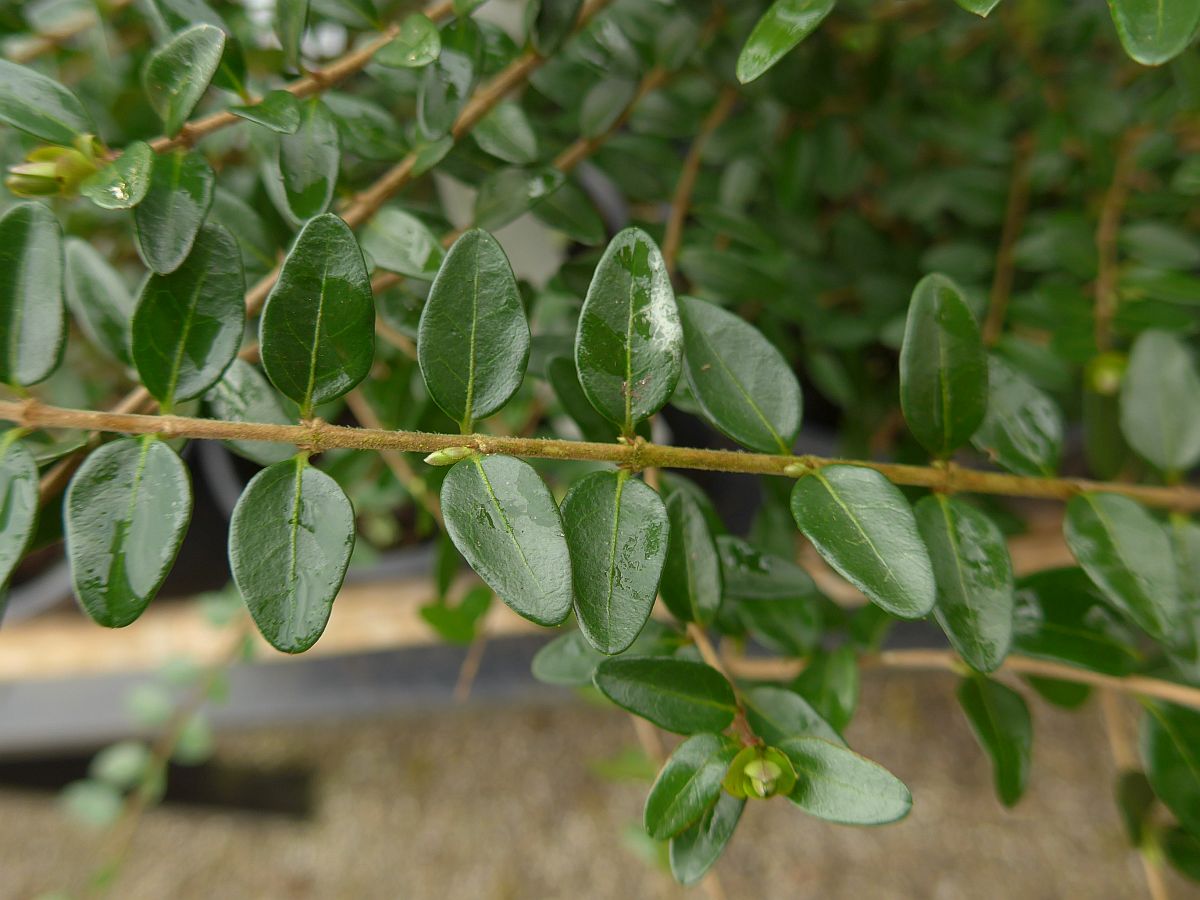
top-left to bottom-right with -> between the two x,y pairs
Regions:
735,0 -> 836,85
743,685 -> 844,746
134,149 -> 216,275
1108,0 -> 1200,66
377,13 -> 442,68
561,470 -> 669,654
1119,329 -> 1200,475
81,141 -> 154,211
418,229 -> 529,430
575,227 -> 682,434
229,458 -> 355,653
360,207 -> 445,280
143,24 -> 225,136
472,100 -> 539,164
971,356 -> 1063,477
669,793 -> 744,886
0,439 -> 38,589
260,213 -> 374,415
957,675 -> 1031,807
660,489 -> 722,625
275,0 -> 309,71
440,454 -> 573,626
65,437 -> 192,627
1141,701 -> 1200,835
781,736 -> 912,825
0,58 -> 94,144
230,90 -> 301,134
790,465 -> 936,619
0,202 -> 65,387
593,657 -> 737,734
205,359 -> 295,466
64,239 -> 134,366
277,98 -> 340,222
644,733 -> 740,840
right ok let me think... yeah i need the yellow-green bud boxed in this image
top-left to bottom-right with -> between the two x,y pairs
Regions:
423,446 -> 476,466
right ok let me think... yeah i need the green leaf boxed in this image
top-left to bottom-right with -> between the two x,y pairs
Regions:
669,793 -> 744,886
790,465 -> 936,618
440,454 -> 573,626
792,646 -> 859,733
0,202 -> 65,388
0,58 -> 94,144
131,224 -> 245,407
1064,492 -> 1180,640
360,208 -> 444,280
378,13 -> 441,68
230,90 -> 301,134
561,470 -> 669,654
143,24 -> 225,137
735,0 -> 836,84
260,213 -> 374,416
205,359 -> 296,467
531,630 -> 608,686
134,149 -> 216,275
418,229 -> 529,430
275,0 -> 309,71
954,0 -> 1002,15
1013,567 -> 1139,675
474,166 -> 564,232
644,733 -> 739,840
1119,330 -> 1200,475
472,101 -> 539,164
743,685 -> 843,746
1107,0 -> 1200,66
417,30 -> 476,139
580,78 -> 636,139
65,437 -> 192,628
781,737 -> 911,824
593,657 -> 737,734
0,439 -> 38,589
717,535 -> 815,601
80,141 -> 154,210
957,675 -> 1031,807
575,227 -> 682,434
679,295 -> 802,454
547,355 -> 620,442
1141,702 -> 1200,835
899,273 -> 987,458
971,356 -> 1063,477
526,0 -> 583,55
660,489 -> 722,625
1163,826 -> 1200,882
420,585 -> 492,645
915,495 -> 1014,673
277,98 -> 340,222
532,179 -> 605,245
229,457 -> 355,653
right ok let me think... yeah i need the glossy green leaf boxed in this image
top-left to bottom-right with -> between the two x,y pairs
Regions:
1107,0 -> 1200,66
1064,492 -> 1180,640
669,793 -> 744,886
417,34 -> 475,139
915,495 -> 1014,673
1119,330 -> 1200,475
743,685 -> 844,746
260,213 -> 374,416
957,675 -> 1031,807
472,101 -> 539,164
644,733 -> 739,840
735,0 -> 836,84
440,454 -> 572,626
277,98 -> 340,222
0,439 -> 38,589
954,0 -> 1002,15
80,141 -> 154,210
532,179 -> 605,245
971,356 -> 1063,477
679,295 -> 802,454
561,470 -> 669,654
1163,827 -> 1200,883
205,359 -> 295,466
230,90 -> 301,134
229,457 -> 355,653
660,489 -> 722,625
474,166 -> 565,232
1141,702 -> 1200,835
276,0 -> 309,70
360,208 -> 444,281
899,273 -> 987,458
547,355 -> 620,442
1013,567 -> 1139,675
593,657 -> 737,734
792,646 -> 859,733
142,0 -> 246,95
0,202 -> 65,388
65,437 -> 192,628
134,149 -> 216,275
526,0 -> 583,55
531,629 -> 608,686
717,535 -> 815,601
418,229 -> 529,430
781,737 -> 911,824
580,78 -> 636,139
790,465 -> 936,619
378,13 -> 441,68
0,58 -> 93,144
143,24 -> 225,137
575,228 -> 682,434
131,224 -> 245,407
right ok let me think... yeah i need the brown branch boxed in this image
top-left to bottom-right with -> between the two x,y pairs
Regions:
1094,129 -> 1141,353
147,0 -> 457,154
982,132 -> 1034,346
662,86 -> 738,277
10,398 -> 1200,509
7,0 -> 135,64
727,649 -> 1200,711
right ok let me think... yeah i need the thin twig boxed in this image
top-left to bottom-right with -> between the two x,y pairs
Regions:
1094,129 -> 1141,353
982,132 -> 1034,346
662,86 -> 739,277
11,399 -> 1200,510
6,0 -> 135,64
551,67 -> 671,174
453,628 -> 488,703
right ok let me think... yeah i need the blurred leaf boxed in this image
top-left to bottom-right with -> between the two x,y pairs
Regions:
958,675 -> 1031,807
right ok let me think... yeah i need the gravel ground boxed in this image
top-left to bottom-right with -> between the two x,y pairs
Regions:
0,670 -> 1194,899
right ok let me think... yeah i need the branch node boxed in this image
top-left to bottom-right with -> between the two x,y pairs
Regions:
298,417 -> 330,454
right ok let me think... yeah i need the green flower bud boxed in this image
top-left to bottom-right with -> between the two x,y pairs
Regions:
423,446 -> 476,466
